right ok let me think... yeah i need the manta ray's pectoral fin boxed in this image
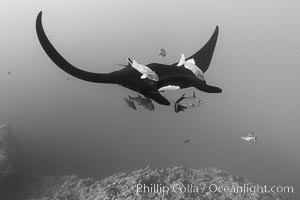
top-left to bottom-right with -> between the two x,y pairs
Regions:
114,64 -> 128,67
36,11 -> 116,84
172,26 -> 219,73
187,26 -> 219,73
144,92 -> 170,106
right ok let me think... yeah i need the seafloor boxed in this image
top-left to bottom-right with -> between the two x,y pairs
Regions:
0,124 -> 290,200
4,166 -> 288,200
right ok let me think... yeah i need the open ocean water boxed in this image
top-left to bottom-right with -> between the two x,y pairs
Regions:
0,1 -> 299,199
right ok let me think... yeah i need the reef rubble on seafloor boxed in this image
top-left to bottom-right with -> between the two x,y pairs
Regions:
7,166 -> 288,200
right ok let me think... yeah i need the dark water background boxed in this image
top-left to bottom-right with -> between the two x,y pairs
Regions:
1,1 -> 299,198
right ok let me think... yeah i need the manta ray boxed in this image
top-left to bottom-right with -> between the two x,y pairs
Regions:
36,11 -> 222,106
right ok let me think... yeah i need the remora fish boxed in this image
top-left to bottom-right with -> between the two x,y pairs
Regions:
123,97 -> 137,110
177,54 -> 205,81
127,58 -> 159,81
158,48 -> 167,58
240,132 -> 258,142
174,92 -> 203,113
128,95 -> 155,111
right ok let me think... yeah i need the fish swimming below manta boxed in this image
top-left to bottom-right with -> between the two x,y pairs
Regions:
35,11 -> 222,106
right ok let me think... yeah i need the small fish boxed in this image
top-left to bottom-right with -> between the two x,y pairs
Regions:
8,70 -> 11,75
158,48 -> 167,58
183,139 -> 190,144
175,104 -> 188,113
123,97 -> 137,110
241,132 -> 258,142
128,94 -> 155,111
177,54 -> 205,81
127,58 -> 159,81
174,92 -> 203,113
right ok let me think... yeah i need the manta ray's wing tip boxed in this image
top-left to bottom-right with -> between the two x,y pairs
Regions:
37,11 -> 43,25
38,11 -> 43,17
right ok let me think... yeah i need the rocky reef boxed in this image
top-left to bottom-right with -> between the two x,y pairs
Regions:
5,166 -> 288,200
0,123 -> 290,199
0,124 -> 287,200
